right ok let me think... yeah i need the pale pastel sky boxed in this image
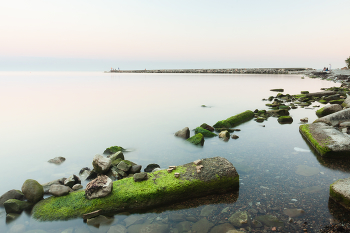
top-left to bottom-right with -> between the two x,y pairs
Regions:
0,0 -> 349,70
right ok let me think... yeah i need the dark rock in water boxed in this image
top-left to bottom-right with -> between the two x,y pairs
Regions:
128,223 -> 169,233
301,91 -> 309,94
86,170 -> 98,180
49,185 -> 72,197
228,211 -> 249,228
256,117 -> 265,122
64,175 -> 81,188
192,218 -> 214,233
187,133 -> 205,146
200,123 -> 214,132
107,151 -> 124,161
270,89 -> 284,92
316,104 -> 342,117
133,172 -> 148,182
255,214 -> 284,227
48,156 -> 66,165
92,154 -> 111,174
0,190 -> 24,206
209,223 -> 235,233
85,175 -> 113,200
214,128 -> 236,133
129,165 -> 142,174
174,127 -> 190,139
267,109 -> 289,117
194,127 -> 217,137
278,116 -> 293,124
117,161 -> 132,172
21,179 -> 44,204
103,146 -> 125,155
144,164 -> 160,172
86,215 -> 114,226
79,167 -> 90,175
231,134 -> 239,139
4,199 -> 33,214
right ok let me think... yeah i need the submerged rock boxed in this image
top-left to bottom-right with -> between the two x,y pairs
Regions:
175,127 -> 190,139
4,199 -> 33,214
283,208 -> 305,218
0,190 -> 24,206
32,157 -> 239,221
209,223 -> 235,233
48,156 -> 66,165
228,211 -> 249,227
295,165 -> 320,176
255,214 -> 284,227
192,218 -> 214,233
187,133 -> 205,146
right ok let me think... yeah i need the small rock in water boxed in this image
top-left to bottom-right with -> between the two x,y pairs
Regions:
231,134 -> 239,139
48,157 -> 66,165
300,117 -> 308,122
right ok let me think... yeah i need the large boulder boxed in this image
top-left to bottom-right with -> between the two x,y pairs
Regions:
0,190 -> 24,206
330,178 -> 350,210
4,199 -> 33,214
213,110 -> 254,128
21,179 -> 44,203
92,155 -> 111,174
32,157 -> 239,221
85,175 -> 113,200
49,185 -> 72,197
174,127 -> 190,139
299,123 -> 350,156
314,108 -> 350,126
316,104 -> 343,117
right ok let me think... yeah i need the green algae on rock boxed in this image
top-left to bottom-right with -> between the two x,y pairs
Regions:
277,116 -> 293,124
330,178 -> 350,210
299,124 -> 332,156
31,157 -> 239,221
103,146 -> 125,154
186,133 -> 204,146
194,127 -> 217,137
213,110 -> 254,129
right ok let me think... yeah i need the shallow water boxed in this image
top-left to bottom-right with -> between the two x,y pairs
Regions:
0,72 -> 348,232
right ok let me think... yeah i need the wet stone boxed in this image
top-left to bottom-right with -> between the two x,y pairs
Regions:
200,205 -> 217,216
117,161 -> 132,172
176,221 -> 191,232
192,218 -> 214,233
133,172 -> 148,182
209,223 -> 235,233
228,211 -> 249,228
295,165 -> 320,176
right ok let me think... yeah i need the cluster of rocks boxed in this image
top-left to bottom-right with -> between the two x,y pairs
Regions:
110,68 -> 312,74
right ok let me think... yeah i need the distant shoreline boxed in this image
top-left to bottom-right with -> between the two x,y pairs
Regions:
106,68 -> 313,74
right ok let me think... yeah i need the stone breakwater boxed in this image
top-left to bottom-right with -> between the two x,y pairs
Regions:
108,68 -> 312,74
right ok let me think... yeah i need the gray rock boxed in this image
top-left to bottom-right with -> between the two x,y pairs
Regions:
92,154 -> 111,174
283,208 -> 305,218
144,164 -> 160,172
231,134 -> 239,139
115,167 -> 127,177
129,165 -> 142,174
0,190 -> 24,206
117,161 -> 131,172
330,178 -> 350,210
72,184 -> 83,191
340,121 -> 350,127
49,185 -> 72,197
251,219 -> 263,228
314,108 -> 350,126
192,218 -> 214,233
5,213 -> 20,222
85,175 -> 113,200
255,214 -> 284,227
133,172 -> 148,182
169,213 -> 186,222
48,156 -> 65,164
86,215 -> 114,226
316,104 -> 343,117
107,224 -> 127,233
175,127 -> 190,139
343,96 -> 350,108
209,223 -> 235,233
41,179 -> 65,194
228,211 -> 249,227
9,224 -> 26,233
108,151 -> 124,161
200,205 -> 217,216
175,221 -> 191,232
61,228 -> 74,233
127,223 -> 168,233
21,179 -> 44,203
4,199 -> 33,214
64,175 -> 81,188
124,215 -> 145,227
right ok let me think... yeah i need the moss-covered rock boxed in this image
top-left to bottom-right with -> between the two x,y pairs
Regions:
318,99 -> 328,104
32,157 -> 239,221
299,124 -> 332,156
316,104 -> 343,117
213,110 -> 254,129
330,178 -> 350,210
277,116 -> 293,124
329,99 -> 344,105
21,179 -> 44,204
4,199 -> 33,214
186,133 -> 204,146
194,127 -> 217,137
301,91 -> 309,94
103,146 -> 125,155
270,89 -> 284,92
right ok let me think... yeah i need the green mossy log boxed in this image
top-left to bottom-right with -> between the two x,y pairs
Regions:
103,146 -> 125,154
31,157 -> 239,221
186,133 -> 205,146
299,124 -> 331,156
194,127 -> 217,137
213,110 -> 254,129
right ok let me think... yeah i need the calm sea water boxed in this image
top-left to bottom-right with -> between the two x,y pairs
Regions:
0,72 -> 348,232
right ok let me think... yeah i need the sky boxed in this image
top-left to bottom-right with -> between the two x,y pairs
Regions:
0,0 -> 349,71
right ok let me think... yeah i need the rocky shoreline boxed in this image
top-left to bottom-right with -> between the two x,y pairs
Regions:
108,67 -> 313,74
